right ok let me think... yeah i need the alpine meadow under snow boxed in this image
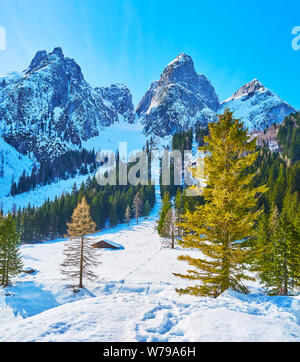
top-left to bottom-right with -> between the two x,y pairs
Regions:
0,190 -> 299,342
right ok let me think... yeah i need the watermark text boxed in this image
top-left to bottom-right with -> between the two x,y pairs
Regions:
0,26 -> 6,51
292,26 -> 300,50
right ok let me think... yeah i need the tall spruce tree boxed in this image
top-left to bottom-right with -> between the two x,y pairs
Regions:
61,197 -> 99,288
174,109 -> 267,297
157,192 -> 172,235
161,208 -> 176,249
144,200 -> 151,217
0,215 -> 23,287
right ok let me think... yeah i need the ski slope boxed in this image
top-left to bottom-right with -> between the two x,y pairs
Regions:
0,187 -> 299,342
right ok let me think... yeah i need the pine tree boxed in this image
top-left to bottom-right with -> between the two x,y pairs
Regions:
174,189 -> 183,237
125,205 -> 131,226
161,208 -> 176,249
144,200 -> 151,217
61,197 -> 99,288
256,192 -> 300,295
0,215 -> 23,287
174,109 -> 267,297
133,192 -> 142,224
252,208 -> 274,288
157,192 -> 172,235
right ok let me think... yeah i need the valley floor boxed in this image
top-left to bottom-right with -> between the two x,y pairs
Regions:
0,188 -> 299,342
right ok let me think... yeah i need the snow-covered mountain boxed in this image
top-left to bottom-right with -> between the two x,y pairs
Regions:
137,55 -> 295,136
219,79 -> 296,131
1,50 -> 296,166
0,49 -> 297,202
95,83 -> 135,124
136,53 -> 220,136
0,47 -> 135,163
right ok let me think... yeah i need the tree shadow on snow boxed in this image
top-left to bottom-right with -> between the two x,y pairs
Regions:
5,281 -> 58,318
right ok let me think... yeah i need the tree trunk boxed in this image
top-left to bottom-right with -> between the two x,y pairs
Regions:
171,226 -> 174,249
221,238 -> 230,293
79,236 -> 84,288
283,235 -> 288,296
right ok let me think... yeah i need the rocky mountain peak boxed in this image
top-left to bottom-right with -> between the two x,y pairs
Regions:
136,53 -> 220,136
159,53 -> 202,93
224,79 -> 266,103
50,46 -> 64,57
0,47 -> 135,162
220,79 -> 295,131
26,50 -> 48,74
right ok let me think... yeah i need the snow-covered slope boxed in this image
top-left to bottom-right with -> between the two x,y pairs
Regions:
0,137 -> 34,201
0,191 -> 299,342
137,54 -> 220,136
0,115 -> 149,212
220,79 -> 295,131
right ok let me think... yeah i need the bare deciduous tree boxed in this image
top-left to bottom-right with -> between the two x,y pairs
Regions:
133,193 -> 142,224
125,205 -> 131,226
61,197 -> 100,288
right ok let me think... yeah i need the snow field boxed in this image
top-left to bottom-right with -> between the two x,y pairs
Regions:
0,195 -> 299,342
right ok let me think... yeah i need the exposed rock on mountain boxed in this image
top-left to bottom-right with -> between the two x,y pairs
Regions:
220,79 -> 295,131
136,53 -> 220,136
95,84 -> 135,124
0,47 -> 135,162
0,49 -> 297,169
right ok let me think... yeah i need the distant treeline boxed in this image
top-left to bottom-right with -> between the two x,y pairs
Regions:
11,161 -> 156,244
253,147 -> 300,213
12,177 -> 155,244
10,148 -> 98,196
277,112 -> 300,162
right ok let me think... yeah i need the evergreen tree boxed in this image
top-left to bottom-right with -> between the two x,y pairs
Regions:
108,196 -> 118,227
157,192 -> 172,235
0,215 -> 23,287
174,189 -> 183,237
255,192 -> 300,295
174,109 -> 267,297
161,208 -> 176,249
253,208 -> 275,288
61,197 -> 99,288
144,200 -> 151,217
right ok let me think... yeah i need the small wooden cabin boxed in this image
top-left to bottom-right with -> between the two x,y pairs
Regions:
92,240 -> 123,250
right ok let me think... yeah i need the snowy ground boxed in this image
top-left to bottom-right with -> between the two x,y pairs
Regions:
0,187 -> 299,342
0,173 -> 92,214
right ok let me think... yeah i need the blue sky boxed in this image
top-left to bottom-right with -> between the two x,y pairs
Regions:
0,0 -> 299,108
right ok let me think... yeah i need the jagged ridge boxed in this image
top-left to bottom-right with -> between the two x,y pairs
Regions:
0,47 -> 135,162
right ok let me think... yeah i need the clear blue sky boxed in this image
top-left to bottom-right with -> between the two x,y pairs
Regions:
0,0 -> 299,109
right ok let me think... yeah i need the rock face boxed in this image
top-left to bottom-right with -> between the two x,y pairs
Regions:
136,53 -> 220,136
0,49 -> 296,167
0,47 -> 135,162
95,84 -> 135,124
220,79 -> 296,131
137,56 -> 296,136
